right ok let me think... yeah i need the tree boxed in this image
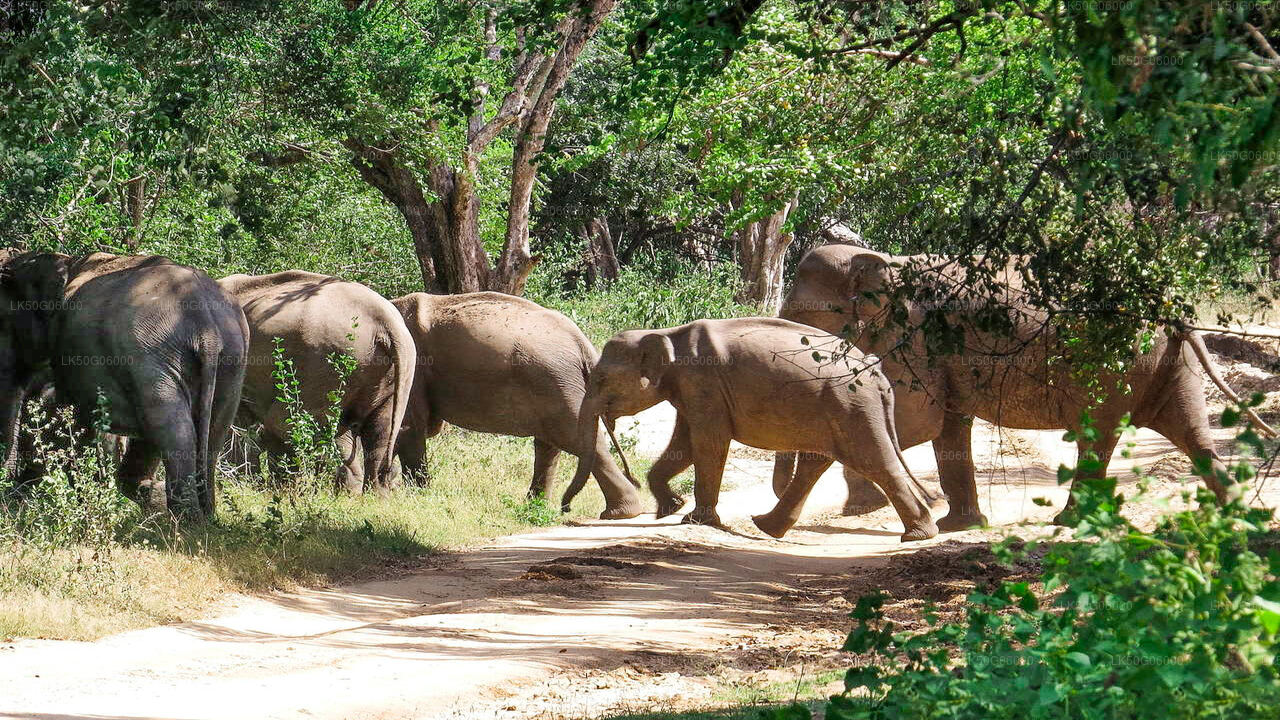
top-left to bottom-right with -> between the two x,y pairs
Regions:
247,0 -> 618,295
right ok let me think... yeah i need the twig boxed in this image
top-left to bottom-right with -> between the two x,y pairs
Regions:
1245,23 -> 1280,61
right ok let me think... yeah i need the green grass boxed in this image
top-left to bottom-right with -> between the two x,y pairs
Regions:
0,427 -> 615,640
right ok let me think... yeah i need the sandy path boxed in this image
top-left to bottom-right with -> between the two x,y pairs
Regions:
0,403 -> 1270,720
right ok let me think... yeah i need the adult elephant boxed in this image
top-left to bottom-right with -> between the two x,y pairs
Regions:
0,251 -> 248,518
775,245 -> 1274,529
218,271 -> 415,492
389,292 -> 644,520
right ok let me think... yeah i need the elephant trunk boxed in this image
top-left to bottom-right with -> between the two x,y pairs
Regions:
0,380 -> 24,480
559,389 -> 604,512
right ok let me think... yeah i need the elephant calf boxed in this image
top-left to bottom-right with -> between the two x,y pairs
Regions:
218,271 -> 415,491
0,252 -> 248,518
389,292 -> 644,520
568,317 -> 939,541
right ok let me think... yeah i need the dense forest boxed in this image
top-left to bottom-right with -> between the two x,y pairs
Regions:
4,1 -> 1277,323
2,2 -> 1280,718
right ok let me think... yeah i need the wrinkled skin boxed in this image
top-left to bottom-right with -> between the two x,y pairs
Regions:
218,271 -> 415,492
0,252 -> 248,519
387,292 -> 643,519
777,245 -> 1241,529
569,317 -> 938,541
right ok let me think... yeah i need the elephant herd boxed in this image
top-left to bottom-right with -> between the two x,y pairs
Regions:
0,245 -> 1271,541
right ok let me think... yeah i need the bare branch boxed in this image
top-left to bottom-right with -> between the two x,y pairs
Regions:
1245,22 -> 1280,61
836,48 -> 932,66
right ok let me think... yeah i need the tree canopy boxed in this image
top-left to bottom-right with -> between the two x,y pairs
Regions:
2,0 -> 1277,350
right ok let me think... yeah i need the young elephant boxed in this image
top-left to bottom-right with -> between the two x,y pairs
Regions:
218,271 -> 415,492
0,252 -> 249,519
390,292 -> 644,520
567,317 -> 938,541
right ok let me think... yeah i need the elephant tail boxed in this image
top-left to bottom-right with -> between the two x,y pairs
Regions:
879,375 -> 939,506
387,327 -> 416,459
1186,332 -> 1277,438
194,334 -> 222,513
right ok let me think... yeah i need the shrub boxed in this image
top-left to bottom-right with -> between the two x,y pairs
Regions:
813,411 -> 1280,720
538,260 -> 755,344
0,393 -> 138,550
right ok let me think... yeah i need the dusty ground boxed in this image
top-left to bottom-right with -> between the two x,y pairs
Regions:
1,349 -> 1277,720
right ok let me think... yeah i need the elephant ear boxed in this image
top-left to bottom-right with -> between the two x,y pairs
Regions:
8,253 -> 70,307
4,253 -> 70,365
842,253 -> 893,324
637,333 -> 676,388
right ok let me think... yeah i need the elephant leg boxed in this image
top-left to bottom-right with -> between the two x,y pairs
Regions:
147,412 -> 201,518
396,413 -> 442,482
335,427 -> 364,494
258,431 -> 293,483
528,438 -> 561,500
682,423 -> 731,528
935,412 -> 986,532
118,437 -> 165,513
842,467 -> 890,516
753,452 -> 835,538
559,426 -> 644,518
359,402 -> 403,492
1054,425 -> 1120,525
772,452 -> 797,497
839,441 -> 939,542
591,429 -> 645,520
649,415 -> 694,518
1146,403 -> 1232,501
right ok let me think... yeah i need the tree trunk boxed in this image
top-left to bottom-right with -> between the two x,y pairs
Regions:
345,139 -> 490,293
340,1 -> 617,297
493,0 -> 617,295
1268,224 -> 1280,281
734,194 -> 799,314
120,175 -> 146,251
580,217 -> 619,289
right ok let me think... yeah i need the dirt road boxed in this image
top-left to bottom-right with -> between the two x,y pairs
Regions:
0,403 -> 1270,720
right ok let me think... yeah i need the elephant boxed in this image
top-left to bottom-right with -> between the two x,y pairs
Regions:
0,251 -> 249,518
566,317 -> 939,541
217,271 -> 415,492
775,244 -> 1275,529
389,292 -> 644,520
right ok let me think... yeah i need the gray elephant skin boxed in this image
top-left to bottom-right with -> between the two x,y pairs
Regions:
0,251 -> 249,518
777,244 -> 1273,529
218,271 -> 415,492
568,317 -> 938,541
391,292 -> 644,520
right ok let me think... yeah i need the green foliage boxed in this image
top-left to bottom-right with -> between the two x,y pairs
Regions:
0,396 -> 135,550
269,324 -> 358,483
502,494 -> 561,527
541,259 -> 754,343
809,413 -> 1280,720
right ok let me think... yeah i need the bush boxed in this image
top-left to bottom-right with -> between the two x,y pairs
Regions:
535,259 -> 755,345
812,413 -> 1280,720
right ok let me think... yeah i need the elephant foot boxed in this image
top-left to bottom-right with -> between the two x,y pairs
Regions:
936,509 -> 987,533
599,496 -> 645,520
681,506 -> 723,528
843,479 -> 889,516
752,512 -> 790,539
654,494 -> 686,518
842,497 -> 890,516
900,519 -> 939,543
